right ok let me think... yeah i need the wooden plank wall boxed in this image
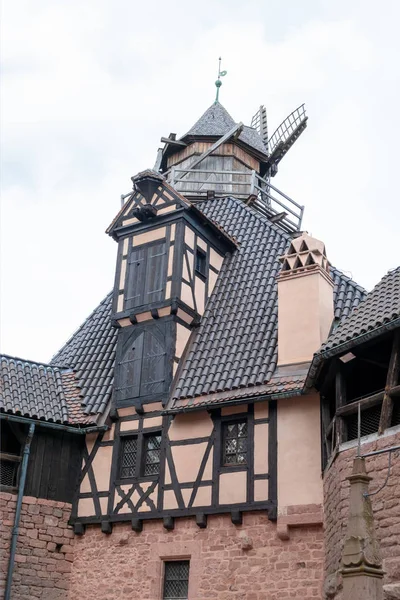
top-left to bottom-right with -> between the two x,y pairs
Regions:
25,429 -> 83,503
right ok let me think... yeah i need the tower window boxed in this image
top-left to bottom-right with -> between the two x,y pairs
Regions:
119,432 -> 162,480
120,436 -> 138,479
195,248 -> 207,278
163,561 -> 190,600
222,419 -> 247,466
143,434 -> 162,476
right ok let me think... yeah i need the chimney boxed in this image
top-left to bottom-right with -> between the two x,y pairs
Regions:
277,232 -> 334,366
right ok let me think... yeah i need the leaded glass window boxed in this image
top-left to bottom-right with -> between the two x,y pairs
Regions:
222,420 -> 247,465
163,561 -> 190,600
120,437 -> 138,478
143,434 -> 162,476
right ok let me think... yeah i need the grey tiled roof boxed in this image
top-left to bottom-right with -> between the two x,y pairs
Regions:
319,266 -> 400,355
183,102 -> 268,156
169,197 -> 366,407
48,199 -> 365,415
50,292 -> 117,418
0,355 -> 70,423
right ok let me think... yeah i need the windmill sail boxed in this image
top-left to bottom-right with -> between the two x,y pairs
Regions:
250,105 -> 269,150
267,104 -> 307,170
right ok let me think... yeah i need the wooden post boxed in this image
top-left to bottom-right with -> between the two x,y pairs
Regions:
170,166 -> 175,188
335,361 -> 346,446
250,170 -> 256,196
379,330 -> 400,434
341,457 -> 384,600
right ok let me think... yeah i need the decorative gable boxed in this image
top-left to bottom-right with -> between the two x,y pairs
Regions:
106,170 -> 189,237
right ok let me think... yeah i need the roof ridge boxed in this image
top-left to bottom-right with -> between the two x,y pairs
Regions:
50,291 -> 113,364
0,353 -> 66,370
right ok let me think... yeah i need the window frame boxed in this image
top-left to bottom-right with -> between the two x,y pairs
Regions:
195,247 -> 207,280
162,559 -> 190,600
117,428 -> 162,483
220,414 -> 248,470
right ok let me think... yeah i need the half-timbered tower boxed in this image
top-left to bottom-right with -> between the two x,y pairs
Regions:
1,99 -> 400,600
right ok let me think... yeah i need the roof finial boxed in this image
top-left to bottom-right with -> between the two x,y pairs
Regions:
214,57 -> 227,104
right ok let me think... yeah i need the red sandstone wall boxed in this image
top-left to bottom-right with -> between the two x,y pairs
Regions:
70,513 -> 324,600
323,431 -> 400,599
0,492 -> 74,600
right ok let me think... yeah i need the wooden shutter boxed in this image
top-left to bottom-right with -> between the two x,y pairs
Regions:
144,242 -> 167,305
140,327 -> 166,397
125,247 -> 146,310
125,242 -> 167,310
116,332 -> 144,402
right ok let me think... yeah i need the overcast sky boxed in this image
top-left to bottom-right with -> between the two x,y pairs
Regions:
1,0 -> 399,363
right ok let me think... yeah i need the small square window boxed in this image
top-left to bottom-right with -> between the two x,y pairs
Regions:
120,436 -> 138,479
222,420 -> 247,466
195,248 -> 207,278
143,434 -> 162,476
163,560 -> 190,600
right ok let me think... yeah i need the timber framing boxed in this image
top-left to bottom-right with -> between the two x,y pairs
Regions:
70,399 -> 278,528
320,327 -> 400,466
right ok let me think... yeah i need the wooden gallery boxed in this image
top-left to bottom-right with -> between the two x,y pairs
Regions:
1,100 -> 400,600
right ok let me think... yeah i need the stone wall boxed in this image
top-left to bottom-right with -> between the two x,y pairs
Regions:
323,430 -> 400,599
0,492 -> 74,600
70,512 -> 324,600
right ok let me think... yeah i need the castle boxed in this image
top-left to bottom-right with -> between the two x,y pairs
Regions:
1,97 -> 399,600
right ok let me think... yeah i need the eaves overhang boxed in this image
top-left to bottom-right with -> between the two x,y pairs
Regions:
162,388 -> 304,416
304,316 -> 400,391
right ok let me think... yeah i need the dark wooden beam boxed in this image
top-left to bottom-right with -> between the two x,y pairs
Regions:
336,391 -> 384,417
101,521 -> 112,534
161,137 -> 187,147
379,331 -> 400,434
195,513 -> 207,529
73,523 -> 85,536
231,510 -> 242,525
131,518 -> 143,532
163,516 -> 175,531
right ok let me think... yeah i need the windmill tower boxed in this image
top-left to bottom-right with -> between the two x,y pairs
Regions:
152,102 -> 308,233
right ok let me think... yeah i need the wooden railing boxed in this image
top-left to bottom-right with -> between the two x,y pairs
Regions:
167,167 -> 304,232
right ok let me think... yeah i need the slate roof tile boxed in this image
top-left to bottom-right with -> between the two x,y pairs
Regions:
46,197 -> 366,416
50,292 -> 117,418
319,266 -> 400,354
168,197 -> 366,409
183,102 -> 268,156
0,355 -> 86,424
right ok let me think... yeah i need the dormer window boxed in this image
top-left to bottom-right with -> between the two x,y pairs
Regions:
195,248 -> 207,278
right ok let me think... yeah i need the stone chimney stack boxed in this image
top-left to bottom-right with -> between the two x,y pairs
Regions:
277,232 -> 334,366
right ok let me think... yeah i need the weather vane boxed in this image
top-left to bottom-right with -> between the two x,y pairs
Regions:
214,57 -> 227,103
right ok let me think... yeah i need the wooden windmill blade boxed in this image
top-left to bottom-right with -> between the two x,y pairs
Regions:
266,104 -> 308,174
250,105 -> 269,150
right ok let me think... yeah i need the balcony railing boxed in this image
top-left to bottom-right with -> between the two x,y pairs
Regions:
167,167 -> 304,232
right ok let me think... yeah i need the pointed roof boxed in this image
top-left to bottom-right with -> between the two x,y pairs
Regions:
182,102 -> 268,157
